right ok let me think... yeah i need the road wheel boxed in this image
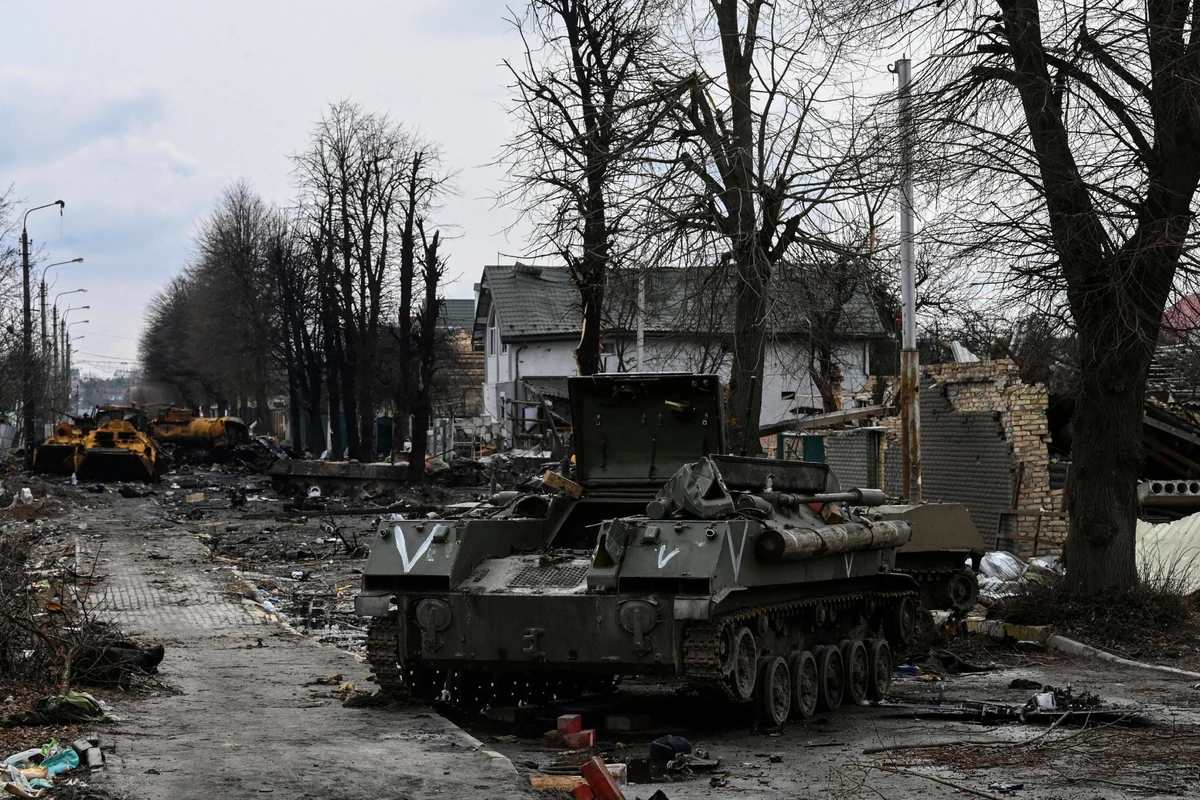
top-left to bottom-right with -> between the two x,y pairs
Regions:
814,644 -> 844,711
754,656 -> 791,727
728,626 -> 758,702
949,571 -> 979,611
885,596 -> 917,645
867,639 -> 892,701
840,639 -> 869,705
789,650 -> 819,719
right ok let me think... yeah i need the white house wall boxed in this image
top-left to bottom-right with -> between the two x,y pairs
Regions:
482,333 -> 872,437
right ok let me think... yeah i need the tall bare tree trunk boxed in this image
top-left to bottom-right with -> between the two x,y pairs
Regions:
726,248 -> 769,454
1064,341 -> 1144,592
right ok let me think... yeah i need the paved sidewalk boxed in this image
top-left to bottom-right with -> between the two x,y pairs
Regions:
85,520 -> 526,800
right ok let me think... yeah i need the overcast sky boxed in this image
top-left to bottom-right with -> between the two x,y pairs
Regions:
4,0 -> 530,376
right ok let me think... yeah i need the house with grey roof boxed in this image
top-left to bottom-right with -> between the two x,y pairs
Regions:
472,263 -> 890,444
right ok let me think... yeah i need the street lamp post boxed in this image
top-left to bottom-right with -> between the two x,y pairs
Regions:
64,322 -> 87,416
21,200 -> 65,469
53,290 -> 87,369
39,258 -> 84,352
54,301 -> 88,414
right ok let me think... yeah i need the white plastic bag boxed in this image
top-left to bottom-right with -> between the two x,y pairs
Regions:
979,551 -> 1027,581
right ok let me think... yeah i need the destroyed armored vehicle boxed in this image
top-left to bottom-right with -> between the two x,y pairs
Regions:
75,405 -> 162,482
150,407 -> 249,451
34,405 -> 162,482
885,504 -> 984,615
357,374 -> 941,724
33,419 -> 94,475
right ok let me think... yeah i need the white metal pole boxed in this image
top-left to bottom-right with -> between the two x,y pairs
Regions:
636,271 -> 645,372
892,57 -> 922,502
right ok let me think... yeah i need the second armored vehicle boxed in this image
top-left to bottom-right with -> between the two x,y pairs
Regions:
356,374 -> 924,724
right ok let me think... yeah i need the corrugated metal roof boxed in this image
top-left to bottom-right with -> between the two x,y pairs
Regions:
1136,514 -> 1200,592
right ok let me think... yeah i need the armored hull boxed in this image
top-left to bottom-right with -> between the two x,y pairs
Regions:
151,408 -> 249,451
881,503 -> 985,615
33,422 -> 88,475
357,374 -> 921,724
76,419 -> 161,482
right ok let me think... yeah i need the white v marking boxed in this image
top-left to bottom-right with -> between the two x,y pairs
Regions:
843,552 -> 855,578
396,525 -> 438,573
657,545 -> 681,569
726,528 -> 748,582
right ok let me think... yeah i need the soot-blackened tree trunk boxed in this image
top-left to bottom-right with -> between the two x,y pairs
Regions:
1002,0 -> 1194,592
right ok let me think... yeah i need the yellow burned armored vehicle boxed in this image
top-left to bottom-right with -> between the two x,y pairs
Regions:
75,405 -> 162,482
357,374 -> 927,725
33,420 -> 93,475
150,407 -> 249,451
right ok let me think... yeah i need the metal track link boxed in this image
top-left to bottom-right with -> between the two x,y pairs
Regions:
898,567 -> 976,623
682,589 -> 916,699
366,616 -> 409,698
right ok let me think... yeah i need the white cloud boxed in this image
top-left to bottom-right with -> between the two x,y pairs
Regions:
4,1 -> 542,376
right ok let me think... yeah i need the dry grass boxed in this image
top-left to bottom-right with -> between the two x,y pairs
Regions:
995,569 -> 1200,663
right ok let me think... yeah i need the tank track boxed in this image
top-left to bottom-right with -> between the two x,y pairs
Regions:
366,614 -> 615,708
682,589 -> 916,701
366,616 -> 408,698
899,566 -> 978,621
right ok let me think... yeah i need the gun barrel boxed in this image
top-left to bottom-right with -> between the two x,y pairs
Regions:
756,519 -> 911,562
774,488 -> 887,507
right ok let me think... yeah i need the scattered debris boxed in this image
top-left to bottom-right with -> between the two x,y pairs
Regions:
988,780 -> 1024,793
882,684 -> 1149,727
1,693 -> 111,729
648,736 -> 692,761
267,459 -> 408,498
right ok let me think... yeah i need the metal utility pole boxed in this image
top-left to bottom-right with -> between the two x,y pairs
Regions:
39,258 -> 84,353
20,200 -> 65,469
890,58 -> 922,502
636,271 -> 645,372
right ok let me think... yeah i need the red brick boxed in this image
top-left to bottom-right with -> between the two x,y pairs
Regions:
563,729 -> 596,749
581,756 -> 626,800
557,713 -> 583,734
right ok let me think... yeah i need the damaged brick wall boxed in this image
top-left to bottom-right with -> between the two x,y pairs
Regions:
880,360 -> 1067,554
824,429 -> 880,490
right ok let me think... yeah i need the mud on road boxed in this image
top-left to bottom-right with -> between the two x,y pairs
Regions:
7,468 -> 1200,799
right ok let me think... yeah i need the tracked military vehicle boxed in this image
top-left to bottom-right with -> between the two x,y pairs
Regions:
357,374 -> 930,723
886,504 -> 984,615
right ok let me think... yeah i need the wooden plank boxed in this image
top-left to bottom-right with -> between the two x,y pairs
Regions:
542,470 -> 583,499
530,775 -> 585,791
1143,435 -> 1200,473
1144,414 -> 1200,448
759,405 -> 889,437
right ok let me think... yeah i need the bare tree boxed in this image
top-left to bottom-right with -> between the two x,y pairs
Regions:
390,142 -> 454,463
0,186 -> 27,419
407,221 -> 447,483
192,182 -> 278,430
293,102 -> 414,459
644,0 -> 870,453
877,0 -> 1200,592
500,0 -> 674,376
